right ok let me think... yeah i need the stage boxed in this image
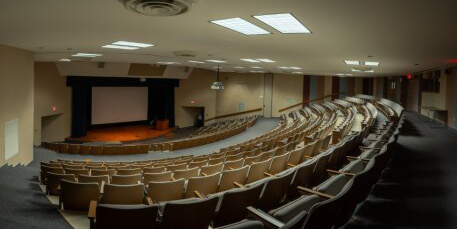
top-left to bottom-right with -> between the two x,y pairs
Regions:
66,125 -> 176,143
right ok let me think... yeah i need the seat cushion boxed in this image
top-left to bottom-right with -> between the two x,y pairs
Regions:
269,195 -> 320,223
315,174 -> 350,196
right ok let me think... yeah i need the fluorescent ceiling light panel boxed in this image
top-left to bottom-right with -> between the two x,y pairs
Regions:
279,67 -> 290,69
241,59 -> 260,63
112,41 -> 154,48
58,59 -> 71,62
289,67 -> 302,70
210,18 -> 270,35
234,66 -> 245,69
351,68 -> 362,72
251,66 -> 262,69
72,53 -> 102,57
188,60 -> 205,64
346,74 -> 352,76
336,73 -> 344,76
250,70 -> 264,73
345,60 -> 360,65
364,61 -> 380,66
253,13 -> 311,34
365,69 -> 375,73
102,44 -> 139,50
158,61 -> 180,65
292,71 -> 303,74
206,60 -> 226,63
256,59 -> 275,63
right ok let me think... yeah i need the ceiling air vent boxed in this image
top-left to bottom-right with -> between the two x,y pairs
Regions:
120,0 -> 200,16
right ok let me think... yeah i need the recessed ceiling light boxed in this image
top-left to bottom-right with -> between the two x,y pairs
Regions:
210,18 -> 270,35
112,41 -> 154,48
72,53 -> 102,57
253,13 -> 311,34
345,60 -> 360,65
206,59 -> 227,63
188,60 -> 206,64
58,59 -> 71,62
364,61 -> 380,66
251,66 -> 262,69
351,68 -> 362,72
278,67 -> 290,69
346,74 -> 352,76
365,69 -> 375,73
256,59 -> 275,63
292,71 -> 303,74
250,70 -> 264,73
336,73 -> 344,76
289,67 -> 302,70
234,66 -> 245,69
102,44 -> 139,50
157,61 -> 180,65
241,59 -> 261,63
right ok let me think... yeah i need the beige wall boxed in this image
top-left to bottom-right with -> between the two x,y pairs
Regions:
273,74 -> 303,117
0,44 -> 34,166
421,69 -> 447,116
34,62 -> 72,145
324,76 -> 332,102
354,78 -> 363,95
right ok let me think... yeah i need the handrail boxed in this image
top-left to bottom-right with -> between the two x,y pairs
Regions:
278,93 -> 346,113
205,107 -> 263,122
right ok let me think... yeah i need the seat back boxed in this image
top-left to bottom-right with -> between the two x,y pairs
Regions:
116,168 -> 142,176
213,182 -> 264,227
78,175 -> 109,186
289,159 -> 317,198
40,166 -> 64,184
200,162 -> 224,176
96,204 -> 158,229
160,195 -> 219,229
166,163 -> 188,172
46,172 -> 76,195
173,167 -> 200,180
102,184 -> 145,204
188,160 -> 209,169
91,169 -> 116,178
143,166 -> 166,174
147,179 -> 185,203
61,180 -> 100,211
288,147 -> 305,166
245,158 -> 272,184
243,154 -> 262,166
269,153 -> 290,175
144,171 -> 173,183
258,169 -> 295,211
111,174 -> 142,185
311,151 -> 332,185
223,158 -> 244,171
219,166 -> 249,192
302,141 -> 317,159
185,172 -> 220,198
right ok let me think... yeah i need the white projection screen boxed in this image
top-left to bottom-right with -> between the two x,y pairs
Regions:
91,87 -> 149,125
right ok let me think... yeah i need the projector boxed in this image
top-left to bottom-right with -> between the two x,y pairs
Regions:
211,82 -> 224,90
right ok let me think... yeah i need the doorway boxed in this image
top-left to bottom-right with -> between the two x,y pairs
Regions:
182,106 -> 205,127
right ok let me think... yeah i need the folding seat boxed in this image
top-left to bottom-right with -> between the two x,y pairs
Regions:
173,167 -> 200,180
223,158 -> 244,171
62,164 -> 85,170
321,134 -> 332,150
159,195 -> 219,229
274,145 -> 287,156
166,163 -> 187,172
245,158 -> 273,184
101,184 -> 146,205
219,166 -> 249,192
85,165 -> 106,171
257,169 -> 295,211
212,182 -> 264,227
146,179 -> 185,203
60,180 -> 100,211
310,138 -> 325,156
226,153 -> 243,162
40,165 -> 64,184
89,202 -> 158,229
310,151 -> 332,185
288,159 -> 318,198
111,174 -> 142,185
144,171 -> 173,183
209,156 -> 225,165
143,166 -> 166,174
67,144 -> 80,154
268,153 -> 290,175
64,168 -> 90,179
188,160 -> 209,169
185,172 -> 221,198
91,169 -> 116,179
287,147 -> 305,167
46,172 -> 76,195
78,175 -> 109,186
259,150 -> 275,161
200,162 -> 224,176
243,154 -> 263,166
116,168 -> 142,176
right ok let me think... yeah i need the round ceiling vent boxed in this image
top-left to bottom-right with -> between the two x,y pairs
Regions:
120,0 -> 200,16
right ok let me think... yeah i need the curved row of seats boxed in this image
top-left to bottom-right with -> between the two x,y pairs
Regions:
38,95 -> 404,229
190,116 -> 257,137
42,116 -> 257,155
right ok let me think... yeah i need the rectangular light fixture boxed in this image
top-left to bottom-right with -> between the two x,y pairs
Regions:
292,71 -> 303,74
206,60 -> 227,63
279,67 -> 290,69
188,60 -> 206,64
241,59 -> 260,63
253,13 -> 311,34
210,18 -> 270,35
102,44 -> 139,50
251,66 -> 262,69
364,61 -> 380,66
346,74 -> 352,76
72,53 -> 102,57
336,73 -> 344,76
58,59 -> 71,62
158,61 -> 180,65
289,67 -> 302,70
365,69 -> 375,73
234,66 -> 245,69
250,70 -> 264,73
257,59 -> 275,63
112,41 -> 154,48
351,68 -> 362,72
345,60 -> 360,65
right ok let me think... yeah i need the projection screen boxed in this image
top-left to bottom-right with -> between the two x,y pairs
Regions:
91,87 -> 148,125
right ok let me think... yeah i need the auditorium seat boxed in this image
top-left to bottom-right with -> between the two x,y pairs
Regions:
62,164 -> 85,170
111,174 -> 142,185
188,160 -> 209,169
185,172 -> 220,198
173,167 -> 200,180
208,157 -> 225,165
268,153 -> 290,175
60,180 -> 100,211
78,175 -> 109,187
257,169 -> 295,211
287,147 -> 305,167
46,172 -> 76,195
40,166 -> 64,184
200,162 -> 223,176
101,184 -> 146,205
64,168 -> 90,179
166,163 -> 187,172
88,202 -> 158,229
288,159 -> 317,198
212,182 -> 264,227
242,154 -> 262,166
91,169 -> 116,179
144,171 -> 173,183
245,158 -> 272,184
219,166 -> 249,192
146,179 -> 185,203
159,195 -> 219,229
223,158 -> 244,171
143,166 -> 166,174
116,168 -> 142,176
85,165 -> 107,171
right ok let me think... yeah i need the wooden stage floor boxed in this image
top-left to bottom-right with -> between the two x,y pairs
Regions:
66,125 -> 175,143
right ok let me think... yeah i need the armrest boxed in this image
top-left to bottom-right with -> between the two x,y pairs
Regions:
194,190 -> 206,199
346,156 -> 359,161
201,172 -> 208,177
228,166 -> 234,170
360,146 -> 382,151
233,182 -> 245,188
247,206 -> 285,229
264,172 -> 275,177
171,177 -> 176,181
146,197 -> 153,205
297,186 -> 334,199
303,155 -> 313,159
287,163 -> 296,168
88,200 -> 97,219
327,169 -> 355,176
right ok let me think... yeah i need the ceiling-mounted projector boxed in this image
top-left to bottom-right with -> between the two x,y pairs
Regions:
120,0 -> 200,16
211,81 -> 224,90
